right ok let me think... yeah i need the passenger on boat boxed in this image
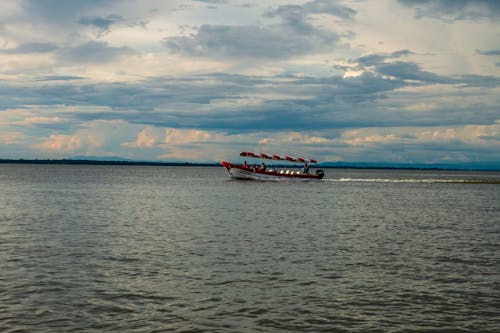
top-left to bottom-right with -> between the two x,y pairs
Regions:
258,162 -> 266,172
242,160 -> 248,169
302,163 -> 309,174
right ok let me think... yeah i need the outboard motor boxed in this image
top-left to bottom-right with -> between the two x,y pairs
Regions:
315,169 -> 324,179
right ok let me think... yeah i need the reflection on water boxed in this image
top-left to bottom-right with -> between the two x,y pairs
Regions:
1,165 -> 499,332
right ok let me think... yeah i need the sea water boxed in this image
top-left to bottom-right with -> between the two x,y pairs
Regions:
1,164 -> 499,332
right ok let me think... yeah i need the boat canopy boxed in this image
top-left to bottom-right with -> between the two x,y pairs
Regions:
240,151 -> 317,164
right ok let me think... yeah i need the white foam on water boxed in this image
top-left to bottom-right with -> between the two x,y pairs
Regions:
325,178 -> 493,183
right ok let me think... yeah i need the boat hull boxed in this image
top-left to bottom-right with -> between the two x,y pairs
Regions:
221,161 -> 324,181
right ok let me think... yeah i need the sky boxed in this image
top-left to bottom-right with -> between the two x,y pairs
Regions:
0,0 -> 499,163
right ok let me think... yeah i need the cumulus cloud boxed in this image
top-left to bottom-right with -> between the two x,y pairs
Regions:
164,128 -> 212,145
339,124 -> 500,148
340,130 -> 401,146
329,124 -> 500,163
121,126 -> 217,160
30,119 -> 138,157
123,127 -> 162,148
134,128 -> 158,148
258,131 -> 327,145
0,131 -> 26,145
36,134 -> 82,152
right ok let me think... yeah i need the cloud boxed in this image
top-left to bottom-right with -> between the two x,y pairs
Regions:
164,128 -> 212,145
0,42 -> 58,54
376,61 -> 453,83
120,125 -> 229,161
36,134 -> 82,152
0,68 -> 497,136
36,75 -> 86,81
165,24 -> 338,60
79,15 -> 124,30
355,50 -> 413,66
123,127 -> 162,148
17,116 -> 63,126
57,41 -> 135,64
283,132 -> 332,144
0,131 -> 26,145
477,49 -> 500,56
329,124 -> 500,163
33,119 -> 134,156
267,0 -> 356,22
0,1 -> 498,164
339,124 -> 500,148
456,74 -> 500,88
195,0 -> 228,4
164,0 -> 355,60
20,0 -> 114,22
349,50 -> 500,87
134,128 -> 158,148
398,0 -> 500,20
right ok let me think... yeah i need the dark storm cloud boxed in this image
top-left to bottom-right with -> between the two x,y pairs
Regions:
57,41 -> 135,64
164,0 -> 354,59
398,0 -> 500,20
2,67 -> 498,135
0,42 -> 58,54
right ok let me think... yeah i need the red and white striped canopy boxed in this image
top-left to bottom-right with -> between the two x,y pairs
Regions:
240,151 -> 317,164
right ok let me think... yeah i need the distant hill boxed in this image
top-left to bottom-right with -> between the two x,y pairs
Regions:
69,155 -> 132,162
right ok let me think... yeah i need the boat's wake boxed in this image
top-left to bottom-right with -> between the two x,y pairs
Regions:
326,178 -> 500,184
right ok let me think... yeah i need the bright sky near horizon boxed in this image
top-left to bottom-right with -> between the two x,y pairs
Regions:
0,0 -> 499,163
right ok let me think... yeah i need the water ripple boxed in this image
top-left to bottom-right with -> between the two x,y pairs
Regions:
1,165 -> 499,332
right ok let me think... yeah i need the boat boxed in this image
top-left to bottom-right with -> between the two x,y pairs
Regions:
221,152 -> 325,181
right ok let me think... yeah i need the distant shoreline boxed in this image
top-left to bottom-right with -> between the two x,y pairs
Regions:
1,159 -> 499,171
0,159 -> 217,167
